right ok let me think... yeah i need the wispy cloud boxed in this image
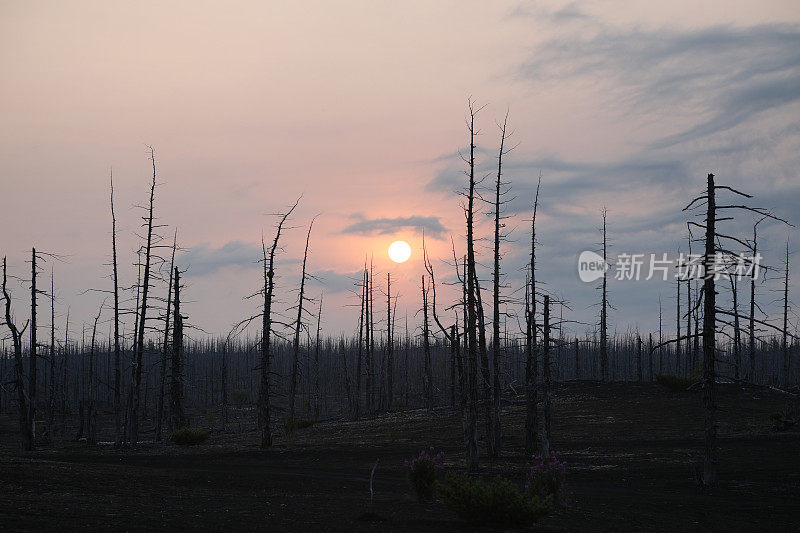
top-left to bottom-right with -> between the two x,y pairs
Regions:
180,241 -> 260,277
307,269 -> 362,294
519,23 -> 800,146
341,214 -> 448,238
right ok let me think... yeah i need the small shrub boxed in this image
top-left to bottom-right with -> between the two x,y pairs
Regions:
656,373 -> 696,392
405,446 -> 445,502
283,417 -> 316,434
526,451 -> 567,506
437,473 -> 552,527
169,427 -> 210,445
231,389 -> 249,408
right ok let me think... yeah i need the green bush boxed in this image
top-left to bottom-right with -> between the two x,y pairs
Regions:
436,473 -> 552,527
283,417 -> 316,434
656,373 -> 697,392
405,447 -> 445,502
231,389 -> 249,408
526,452 -> 567,506
169,427 -> 210,445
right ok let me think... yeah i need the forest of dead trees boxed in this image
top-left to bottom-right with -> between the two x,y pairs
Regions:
2,104 -> 798,490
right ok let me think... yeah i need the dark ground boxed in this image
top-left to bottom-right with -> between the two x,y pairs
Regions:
1,382 -> 798,532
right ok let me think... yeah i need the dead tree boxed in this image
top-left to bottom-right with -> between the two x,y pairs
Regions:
289,217 -> 315,421
369,260 -> 376,413
422,233 -> 457,407
676,278 -> 682,376
782,239 -> 790,387
109,170 -> 123,446
364,266 -> 372,414
386,273 -> 394,411
221,334 -> 229,429
169,267 -> 185,429
462,99 -> 484,472
489,110 -> 512,457
637,334 -> 643,382
686,244 -> 692,376
658,295 -> 663,375
540,295 -> 551,456
421,275 -> 432,409
130,146 -> 158,445
525,174 -> 542,455
728,269 -> 741,380
2,257 -> 31,450
354,268 -> 365,419
314,293 -> 323,418
48,267 -> 56,440
259,199 -> 298,447
600,209 -> 609,382
748,220 -> 761,381
339,337 -> 353,417
29,248 -> 37,444
680,172 -> 791,488
156,230 -> 177,441
87,304 -> 102,445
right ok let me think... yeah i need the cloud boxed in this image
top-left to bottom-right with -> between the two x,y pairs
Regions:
180,241 -> 261,277
307,269 -> 362,294
341,214 -> 448,238
519,23 -> 800,146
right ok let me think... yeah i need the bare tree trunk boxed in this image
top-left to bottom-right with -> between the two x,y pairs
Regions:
130,148 -> 157,445
782,240 -> 790,387
637,335 -> 643,382
221,338 -> 228,429
730,275 -> 741,381
676,279 -> 681,376
369,260 -> 375,413
463,99 -> 480,472
600,210 -> 608,382
540,295 -> 551,456
364,268 -> 372,414
314,293 -> 322,419
29,248 -> 37,446
701,173 -> 717,488
658,296 -> 663,375
339,338 -> 353,418
170,267 -> 185,430
61,311 -> 69,439
355,269 -> 365,420
686,270 -> 692,376
421,275 -> 432,409
3,257 -> 31,450
290,218 -> 314,421
87,305 -> 102,445
48,267 -> 55,441
525,175 -> 541,455
259,200 -> 297,447
110,171 -> 122,447
386,274 -> 394,411
156,231 -> 177,441
748,223 -> 759,381
452,323 -> 461,405
490,113 -> 509,457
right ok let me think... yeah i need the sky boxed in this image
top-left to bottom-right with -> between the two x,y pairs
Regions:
1,0 -> 799,343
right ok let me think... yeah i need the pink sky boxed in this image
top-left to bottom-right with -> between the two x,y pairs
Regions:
2,1 -> 799,339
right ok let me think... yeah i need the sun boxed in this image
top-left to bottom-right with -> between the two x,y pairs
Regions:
388,240 -> 411,263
